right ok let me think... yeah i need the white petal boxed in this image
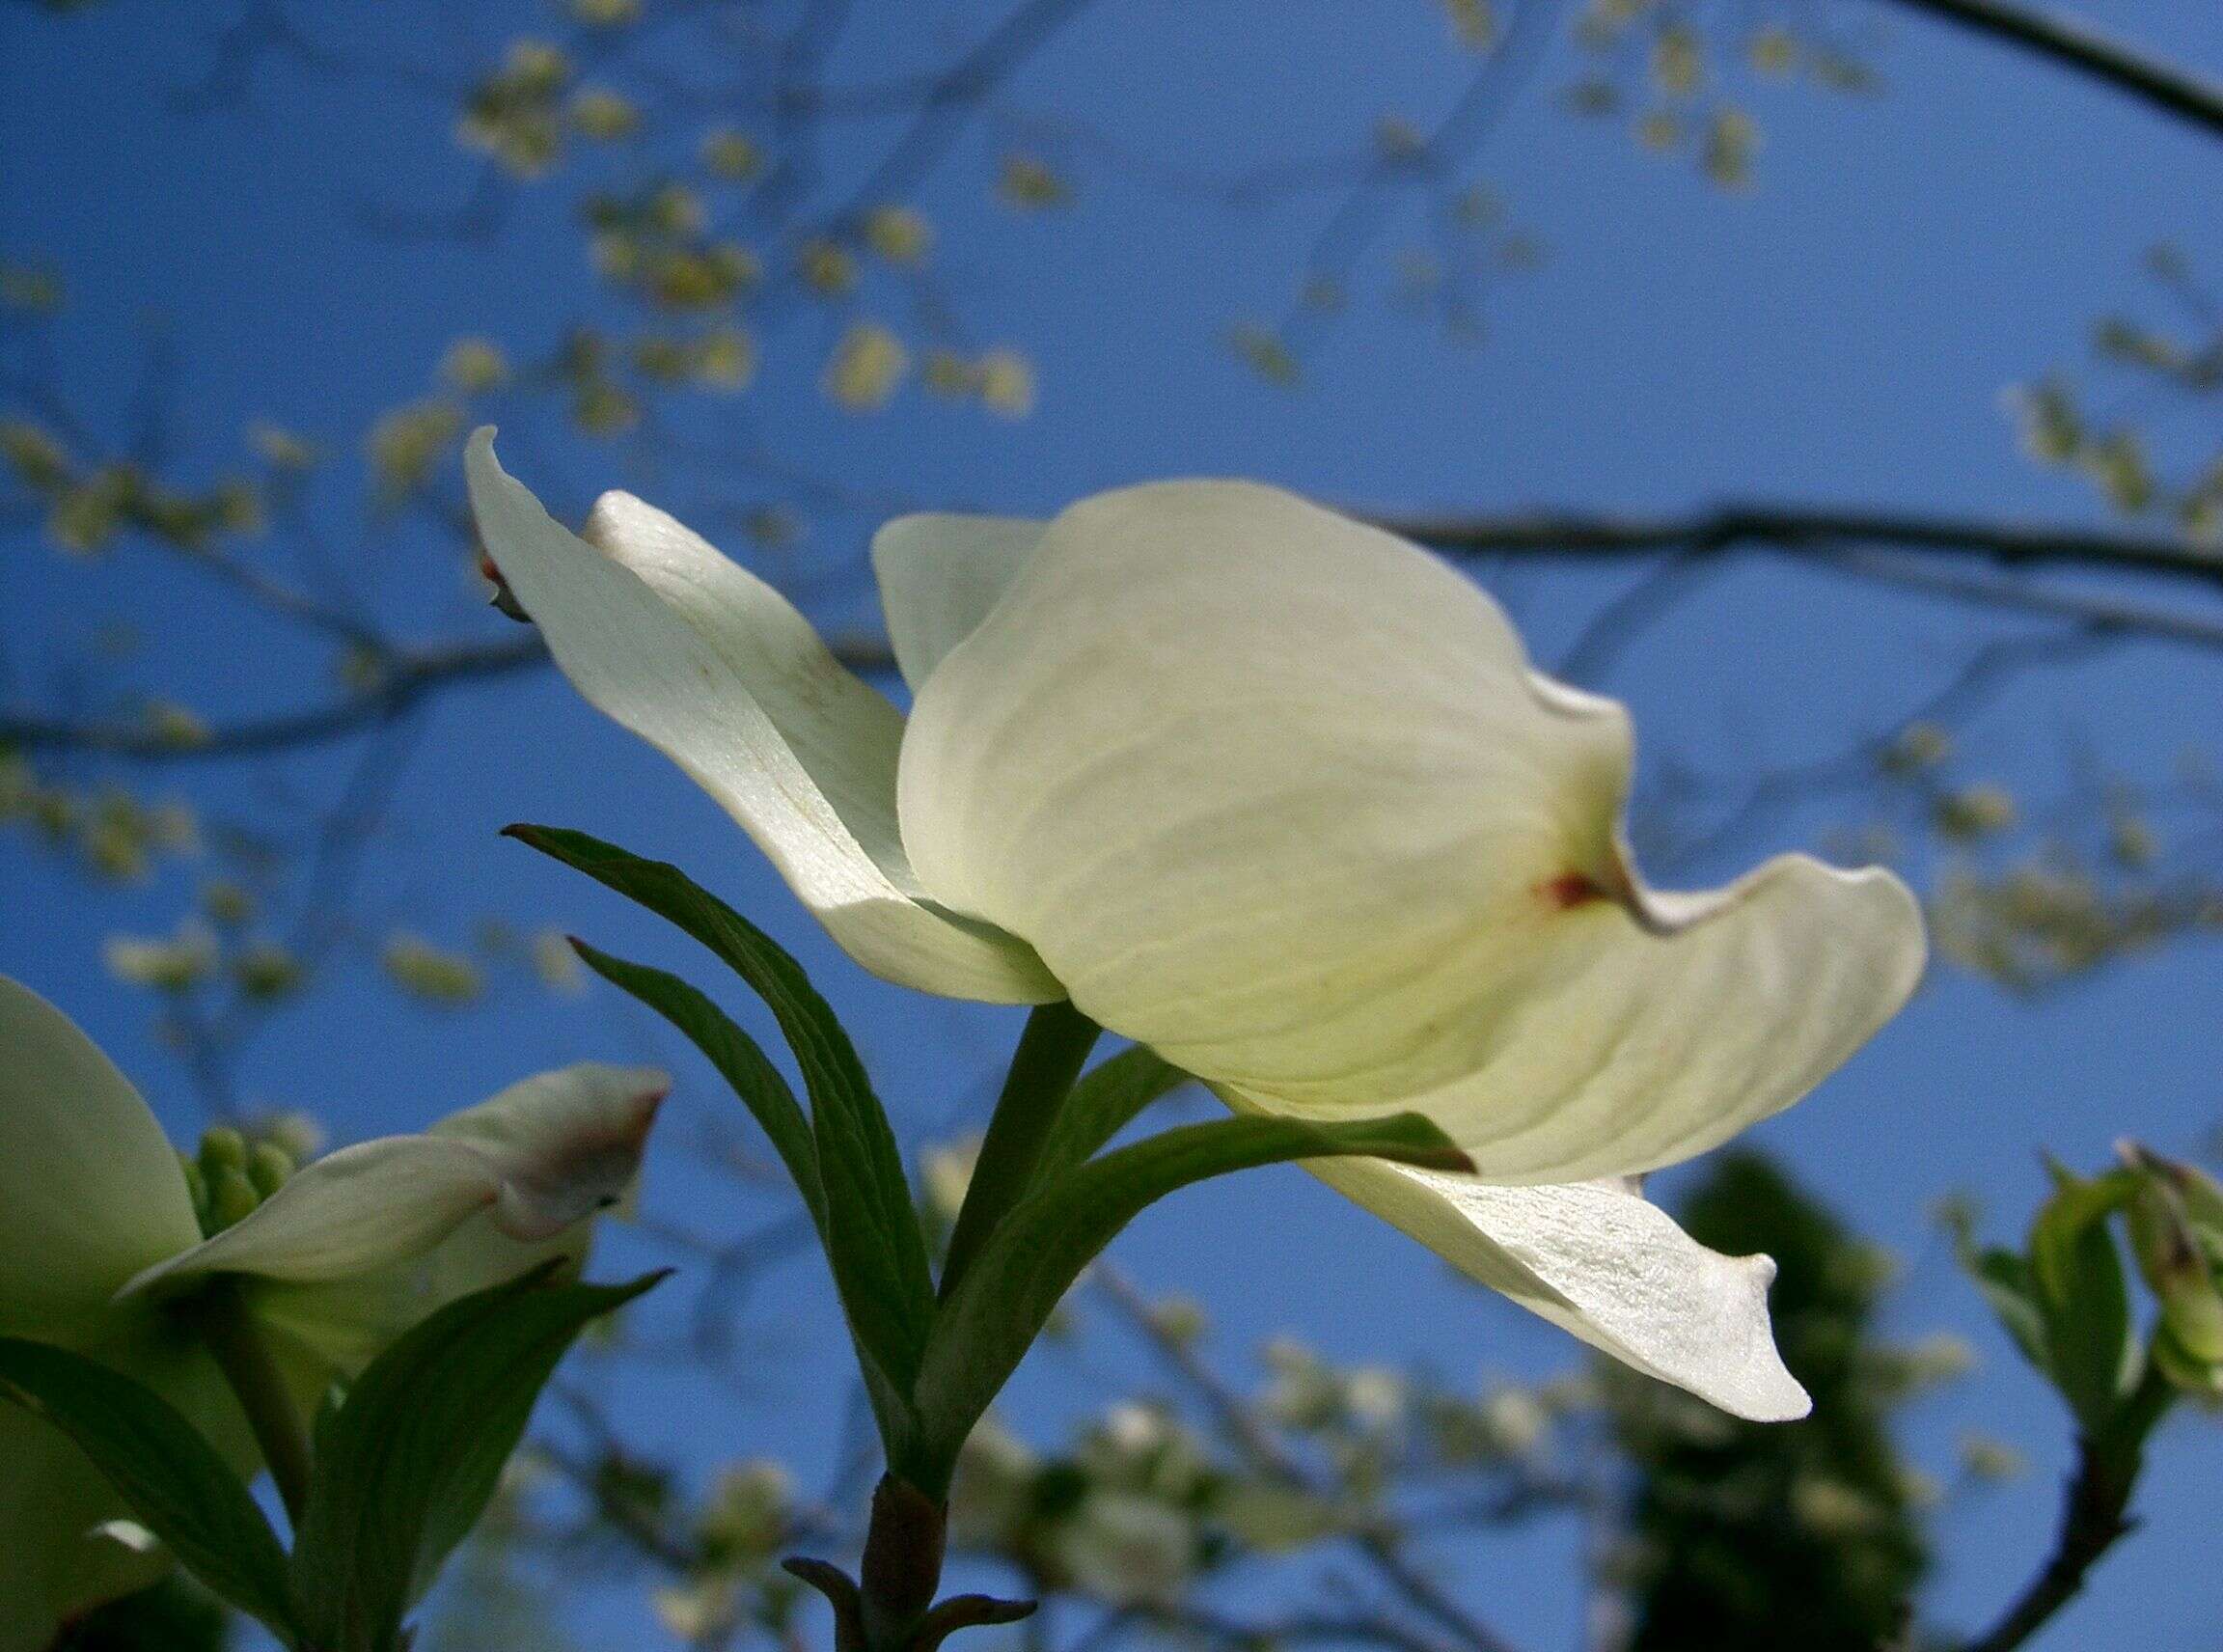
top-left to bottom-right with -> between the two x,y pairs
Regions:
465,429 -> 1058,1004
242,1066 -> 671,1380
0,977 -> 201,1341
870,511 -> 1047,693
118,1063 -> 671,1299
1303,1154 -> 1811,1420
118,1138 -> 507,1295
1363,855 -> 1926,1182
899,481 -> 1923,1182
429,1060 -> 669,1239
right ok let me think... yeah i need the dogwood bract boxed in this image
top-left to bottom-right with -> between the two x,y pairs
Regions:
468,430 -> 1924,1425
0,974 -> 666,1647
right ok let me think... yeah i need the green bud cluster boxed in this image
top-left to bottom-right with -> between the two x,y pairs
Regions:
2121,1143 -> 2223,1396
179,1126 -> 297,1239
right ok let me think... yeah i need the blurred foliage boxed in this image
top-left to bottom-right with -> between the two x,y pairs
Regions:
1831,722 -> 2223,994
2009,246 -> 2223,538
1562,0 -> 1878,192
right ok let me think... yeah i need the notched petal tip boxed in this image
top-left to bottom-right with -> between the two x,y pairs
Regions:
1298,1159 -> 1811,1421
442,1062 -> 671,1243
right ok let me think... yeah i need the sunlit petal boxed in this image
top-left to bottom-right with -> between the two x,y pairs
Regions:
118,1137 -> 506,1297
466,430 -> 1057,1003
1304,1155 -> 1811,1420
870,511 -> 1046,694
900,482 -> 1922,1181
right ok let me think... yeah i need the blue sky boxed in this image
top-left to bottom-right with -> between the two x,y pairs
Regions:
7,0 -> 2223,1645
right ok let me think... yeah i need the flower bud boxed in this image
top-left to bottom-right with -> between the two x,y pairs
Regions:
2122,1149 -> 2223,1365
205,1163 -> 261,1233
2151,1323 -> 2223,1401
2139,1149 -> 2223,1260
196,1125 -> 248,1176
247,1141 -> 295,1199
177,1150 -> 212,1233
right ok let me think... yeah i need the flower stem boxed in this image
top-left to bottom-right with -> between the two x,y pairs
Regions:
193,1278 -> 314,1524
784,1476 -> 1034,1652
938,1000 -> 1099,1298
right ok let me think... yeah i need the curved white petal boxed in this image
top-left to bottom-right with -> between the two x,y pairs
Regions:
1302,1154 -> 1810,1420
465,429 -> 1057,1004
1357,855 -> 1925,1182
899,482 -> 1924,1183
118,1063 -> 671,1300
119,1138 -> 508,1296
429,1060 -> 669,1238
0,977 -> 201,1342
241,1066 -> 669,1381
870,511 -> 1047,694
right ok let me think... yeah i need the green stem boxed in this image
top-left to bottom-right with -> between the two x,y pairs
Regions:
192,1278 -> 314,1525
1962,1365 -> 2175,1652
938,1000 -> 1100,1299
784,1474 -> 1034,1652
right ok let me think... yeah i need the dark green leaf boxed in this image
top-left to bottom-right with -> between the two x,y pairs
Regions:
1031,1044 -> 1194,1186
572,940 -> 826,1235
288,1265 -> 663,1652
912,1111 -> 1471,1490
508,824 -> 935,1457
0,1336 -> 300,1641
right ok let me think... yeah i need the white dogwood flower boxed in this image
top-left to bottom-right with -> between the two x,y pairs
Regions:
0,974 -> 666,1646
468,431 -> 1924,1427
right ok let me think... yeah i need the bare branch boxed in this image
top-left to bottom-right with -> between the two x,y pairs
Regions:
1880,0 -> 2223,143
0,631 -> 895,759
13,499 -> 2223,762
1378,501 -> 2223,594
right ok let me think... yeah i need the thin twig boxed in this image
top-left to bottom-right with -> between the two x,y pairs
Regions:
14,502 -> 2223,760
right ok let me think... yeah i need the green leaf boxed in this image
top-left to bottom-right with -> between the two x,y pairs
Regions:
507,824 -> 936,1466
571,940 -> 827,1234
1964,1246 -> 2052,1375
288,1265 -> 664,1652
1031,1044 -> 1194,1185
912,1111 -> 1472,1491
1946,1200 -> 2052,1376
0,1336 -> 300,1641
2028,1170 -> 2138,1431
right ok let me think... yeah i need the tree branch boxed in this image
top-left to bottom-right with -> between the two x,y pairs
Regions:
9,504 -> 2220,762
0,631 -> 895,760
1375,502 -> 2223,592
1879,0 -> 2223,143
